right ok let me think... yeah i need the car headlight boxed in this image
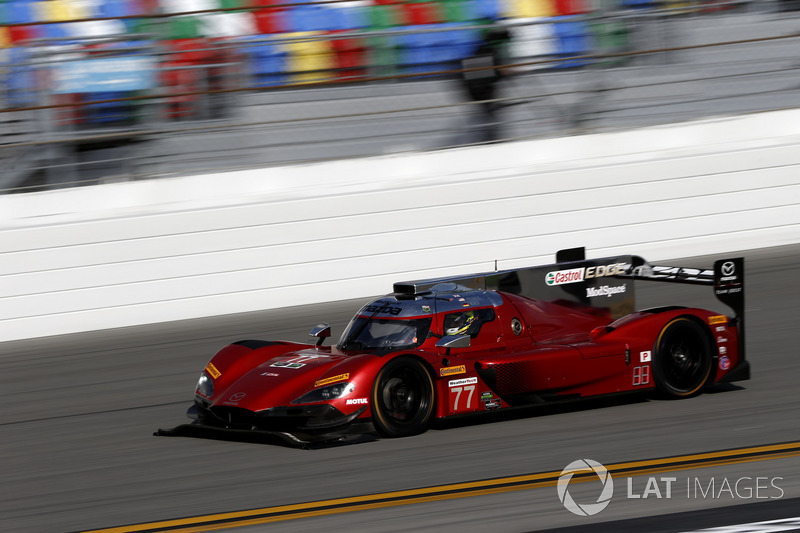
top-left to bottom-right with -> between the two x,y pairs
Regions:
196,373 -> 214,398
292,382 -> 355,404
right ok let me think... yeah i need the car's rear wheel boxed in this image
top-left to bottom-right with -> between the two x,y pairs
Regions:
371,357 -> 435,438
652,317 -> 713,398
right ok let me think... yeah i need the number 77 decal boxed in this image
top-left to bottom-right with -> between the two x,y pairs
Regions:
449,385 -> 476,412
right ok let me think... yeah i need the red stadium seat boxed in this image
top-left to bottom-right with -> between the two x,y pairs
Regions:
404,2 -> 443,25
7,25 -> 39,44
160,60 -> 201,119
170,38 -> 216,64
328,30 -> 367,80
554,0 -> 588,15
254,8 -> 286,34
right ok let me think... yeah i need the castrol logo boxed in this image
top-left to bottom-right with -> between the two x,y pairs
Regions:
546,268 -> 585,286
545,263 -> 627,286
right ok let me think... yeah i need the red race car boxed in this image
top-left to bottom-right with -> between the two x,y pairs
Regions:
158,247 -> 748,446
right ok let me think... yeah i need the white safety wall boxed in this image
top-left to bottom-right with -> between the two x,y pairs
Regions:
1,109 -> 800,342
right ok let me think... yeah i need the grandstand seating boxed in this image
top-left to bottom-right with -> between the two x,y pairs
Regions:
0,0 -> 652,122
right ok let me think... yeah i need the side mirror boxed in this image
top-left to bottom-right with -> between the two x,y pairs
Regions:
435,334 -> 470,355
309,323 -> 331,347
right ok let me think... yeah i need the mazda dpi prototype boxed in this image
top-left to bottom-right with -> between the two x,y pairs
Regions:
159,248 -> 748,445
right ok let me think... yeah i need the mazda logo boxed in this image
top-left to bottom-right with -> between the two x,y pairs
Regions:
721,262 -> 736,277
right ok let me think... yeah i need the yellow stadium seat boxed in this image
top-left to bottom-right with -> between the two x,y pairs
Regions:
662,0 -> 699,14
284,32 -> 335,85
503,0 -> 555,19
34,0 -> 80,22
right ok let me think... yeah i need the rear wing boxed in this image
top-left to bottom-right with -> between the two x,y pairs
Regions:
621,254 -> 745,319
394,246 -> 744,346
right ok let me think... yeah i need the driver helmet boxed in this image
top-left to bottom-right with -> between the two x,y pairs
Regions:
445,310 -> 477,336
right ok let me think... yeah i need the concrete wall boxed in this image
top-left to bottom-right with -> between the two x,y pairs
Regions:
1,109 -> 799,342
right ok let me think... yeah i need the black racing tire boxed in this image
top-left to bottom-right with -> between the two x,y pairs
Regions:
371,357 -> 435,438
652,317 -> 713,398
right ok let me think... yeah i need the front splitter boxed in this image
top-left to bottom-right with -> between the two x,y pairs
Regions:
154,421 -> 378,449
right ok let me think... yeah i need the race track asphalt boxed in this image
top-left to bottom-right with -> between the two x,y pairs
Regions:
1,244 -> 798,533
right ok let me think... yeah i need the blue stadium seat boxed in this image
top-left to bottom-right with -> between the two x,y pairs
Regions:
551,17 -> 591,68
84,91 -> 131,124
621,0 -> 657,7
237,36 -> 289,87
41,23 -> 71,40
5,47 -> 37,107
474,0 -> 502,20
6,1 -> 35,25
329,6 -> 369,30
286,6 -> 338,33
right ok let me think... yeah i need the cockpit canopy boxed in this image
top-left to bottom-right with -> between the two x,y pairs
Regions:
337,286 -> 503,353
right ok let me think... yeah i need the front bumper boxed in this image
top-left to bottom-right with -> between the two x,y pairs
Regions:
194,400 -> 368,432
154,420 -> 377,448
153,401 -> 376,446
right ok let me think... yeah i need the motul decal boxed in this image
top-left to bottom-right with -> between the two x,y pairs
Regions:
345,398 -> 368,405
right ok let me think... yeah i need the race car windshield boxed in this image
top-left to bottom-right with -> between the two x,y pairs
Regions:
338,316 -> 432,352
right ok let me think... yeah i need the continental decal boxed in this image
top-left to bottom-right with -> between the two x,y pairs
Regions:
708,315 -> 728,325
314,373 -> 350,388
440,365 -> 466,377
205,362 -> 222,379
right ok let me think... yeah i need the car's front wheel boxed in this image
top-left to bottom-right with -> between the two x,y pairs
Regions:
371,357 -> 435,437
652,317 -> 713,398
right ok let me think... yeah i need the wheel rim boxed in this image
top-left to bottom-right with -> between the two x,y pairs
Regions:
662,339 -> 703,390
379,368 -> 428,426
656,319 -> 711,396
373,359 -> 434,436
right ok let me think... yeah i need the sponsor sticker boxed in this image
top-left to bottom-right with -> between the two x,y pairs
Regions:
640,351 -> 652,363
271,362 -> 305,369
363,302 -> 403,316
584,263 -> 626,279
440,365 -> 466,377
205,362 -> 221,379
484,399 -> 501,410
449,377 -> 478,387
546,268 -> 585,286
260,372 -> 279,377
346,398 -> 368,405
719,356 -> 731,371
708,315 -> 728,325
480,391 -> 493,401
314,373 -> 350,388
586,285 -> 627,298
545,263 -> 627,287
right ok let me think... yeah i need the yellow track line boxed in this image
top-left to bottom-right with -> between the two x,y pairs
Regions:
80,441 -> 800,533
